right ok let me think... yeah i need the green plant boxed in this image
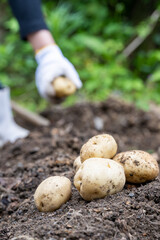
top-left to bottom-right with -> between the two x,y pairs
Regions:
0,0 -> 160,111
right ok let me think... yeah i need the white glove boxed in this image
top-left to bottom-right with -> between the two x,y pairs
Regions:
35,45 -> 82,99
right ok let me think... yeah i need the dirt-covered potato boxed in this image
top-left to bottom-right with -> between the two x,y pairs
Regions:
53,77 -> 76,97
113,150 -> 159,183
74,158 -> 125,201
73,156 -> 82,172
80,134 -> 117,162
34,176 -> 71,212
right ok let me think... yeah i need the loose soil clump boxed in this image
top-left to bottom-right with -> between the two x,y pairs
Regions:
0,98 -> 160,240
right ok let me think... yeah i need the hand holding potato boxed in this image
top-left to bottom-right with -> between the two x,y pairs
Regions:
35,45 -> 82,99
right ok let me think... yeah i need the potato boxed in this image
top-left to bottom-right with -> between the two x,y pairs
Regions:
73,156 -> 82,172
74,158 -> 125,201
80,134 -> 117,163
53,77 -> 76,97
113,150 -> 159,183
34,176 -> 71,212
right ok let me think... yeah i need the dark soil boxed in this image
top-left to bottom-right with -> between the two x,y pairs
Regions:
0,98 -> 160,240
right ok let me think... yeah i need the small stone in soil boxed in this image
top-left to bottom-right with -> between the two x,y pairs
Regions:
93,117 -> 104,131
129,192 -> 135,198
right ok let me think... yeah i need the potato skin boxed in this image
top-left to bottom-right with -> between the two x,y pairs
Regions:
73,156 -> 82,172
34,176 -> 71,212
74,158 -> 125,201
80,134 -> 117,163
53,77 -> 76,97
113,150 -> 159,183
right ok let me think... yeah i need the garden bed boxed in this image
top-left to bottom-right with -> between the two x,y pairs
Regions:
0,98 -> 160,240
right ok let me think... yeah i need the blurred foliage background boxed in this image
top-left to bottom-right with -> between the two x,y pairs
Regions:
0,0 -> 160,111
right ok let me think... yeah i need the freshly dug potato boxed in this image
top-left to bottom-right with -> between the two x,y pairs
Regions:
34,176 -> 71,212
80,134 -> 117,163
73,156 -> 82,172
113,150 -> 159,183
52,77 -> 76,97
74,158 -> 125,201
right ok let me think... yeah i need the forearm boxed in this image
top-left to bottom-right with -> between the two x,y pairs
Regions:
27,30 -> 55,52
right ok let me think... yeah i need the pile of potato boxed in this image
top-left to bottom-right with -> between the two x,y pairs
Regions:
73,134 -> 159,201
34,133 -> 159,212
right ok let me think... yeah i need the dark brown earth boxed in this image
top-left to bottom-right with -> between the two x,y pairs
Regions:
0,98 -> 160,240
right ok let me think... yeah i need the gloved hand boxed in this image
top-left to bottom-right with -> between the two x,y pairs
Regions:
35,44 -> 82,99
